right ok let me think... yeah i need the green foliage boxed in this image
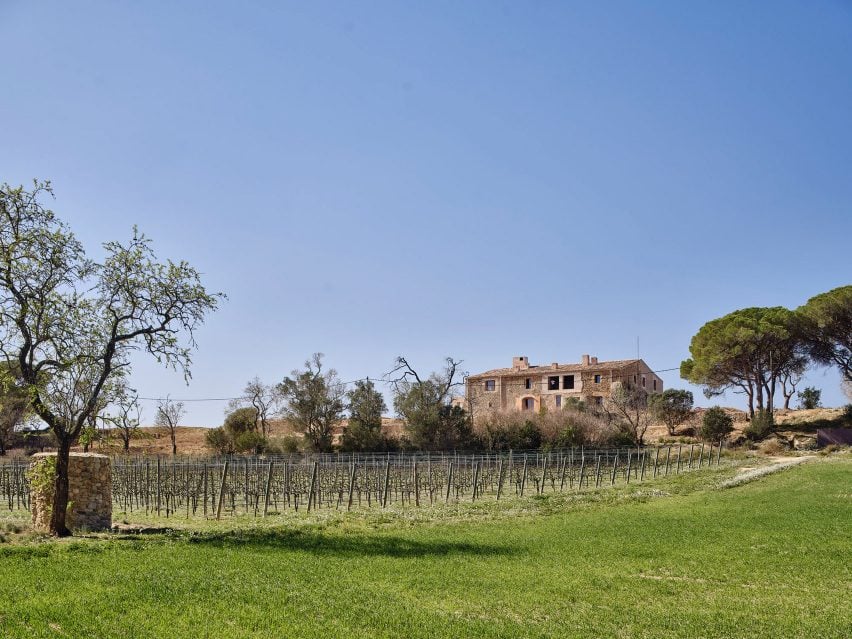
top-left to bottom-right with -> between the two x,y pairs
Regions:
340,380 -> 389,452
0,182 -> 221,533
25,456 -> 57,520
277,354 -> 345,452
649,389 -> 694,435
233,430 -> 267,454
796,387 -> 822,410
224,407 -> 257,439
681,306 -> 805,414
78,425 -> 99,451
205,427 -> 233,455
394,391 -> 474,450
390,357 -> 472,451
266,435 -> 302,454
206,407 -> 270,454
799,285 -> 852,382
700,407 -> 734,441
744,409 -> 775,441
563,397 -> 586,412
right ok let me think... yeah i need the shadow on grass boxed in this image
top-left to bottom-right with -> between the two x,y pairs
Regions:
171,527 -> 513,558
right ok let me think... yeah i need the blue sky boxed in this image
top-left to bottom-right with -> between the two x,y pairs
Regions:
2,1 -> 850,426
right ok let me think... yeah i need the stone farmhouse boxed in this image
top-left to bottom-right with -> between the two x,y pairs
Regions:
463,355 -> 663,422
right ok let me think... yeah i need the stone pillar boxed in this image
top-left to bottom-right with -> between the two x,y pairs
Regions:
30,452 -> 112,532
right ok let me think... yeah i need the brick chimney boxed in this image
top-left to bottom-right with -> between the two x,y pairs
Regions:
581,354 -> 590,366
591,356 -> 598,364
513,356 -> 530,370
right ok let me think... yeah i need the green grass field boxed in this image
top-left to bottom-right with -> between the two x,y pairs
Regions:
0,456 -> 849,638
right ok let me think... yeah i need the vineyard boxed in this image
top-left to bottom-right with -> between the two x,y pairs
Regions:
1,442 -> 726,519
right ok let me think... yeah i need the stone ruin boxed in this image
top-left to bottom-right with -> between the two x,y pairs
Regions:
30,452 -> 112,532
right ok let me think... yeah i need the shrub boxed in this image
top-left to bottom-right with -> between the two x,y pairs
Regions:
700,406 -> 734,442
475,407 -> 622,450
224,407 -> 257,439
758,437 -> 787,456
266,435 -> 302,454
842,404 -> 852,425
744,409 -> 774,441
797,387 -> 822,410
234,430 -> 267,454
205,427 -> 232,455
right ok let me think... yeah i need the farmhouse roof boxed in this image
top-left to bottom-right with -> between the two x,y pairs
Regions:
467,359 -> 644,380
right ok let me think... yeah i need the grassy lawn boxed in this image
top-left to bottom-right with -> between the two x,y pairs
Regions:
0,456 -> 849,638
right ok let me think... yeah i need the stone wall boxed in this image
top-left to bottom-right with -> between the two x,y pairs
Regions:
30,453 -> 112,532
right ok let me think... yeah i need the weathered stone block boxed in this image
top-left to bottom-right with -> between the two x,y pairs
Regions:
30,453 -> 112,532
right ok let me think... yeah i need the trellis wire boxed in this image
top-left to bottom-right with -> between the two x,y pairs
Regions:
0,443 -> 726,518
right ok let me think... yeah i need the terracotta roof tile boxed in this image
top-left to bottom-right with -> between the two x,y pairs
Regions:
467,359 -> 644,380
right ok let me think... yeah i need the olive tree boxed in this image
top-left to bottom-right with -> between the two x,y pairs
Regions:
648,389 -> 694,436
0,181 -> 221,536
277,353 -> 345,452
388,356 -> 473,450
340,379 -> 388,452
227,376 -> 279,438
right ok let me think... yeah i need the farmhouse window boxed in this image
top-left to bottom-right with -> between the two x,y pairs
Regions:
522,397 -> 535,411
548,376 -> 559,390
594,374 -> 601,384
653,379 -> 657,391
563,375 -> 574,389
555,395 -> 562,408
484,380 -> 495,391
642,376 -> 646,388
525,378 -> 532,389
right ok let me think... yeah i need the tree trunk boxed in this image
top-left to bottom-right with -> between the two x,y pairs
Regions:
50,436 -> 73,537
764,379 -> 775,417
123,434 -> 130,452
171,429 -> 177,456
754,381 -> 764,414
744,383 -> 755,420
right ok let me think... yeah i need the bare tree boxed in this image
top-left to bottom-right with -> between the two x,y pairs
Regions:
107,381 -> 142,452
228,377 -> 279,438
156,396 -> 185,456
0,182 -> 221,535
605,384 -> 652,445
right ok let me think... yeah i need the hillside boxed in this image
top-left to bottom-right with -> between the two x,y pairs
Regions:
63,407 -> 848,456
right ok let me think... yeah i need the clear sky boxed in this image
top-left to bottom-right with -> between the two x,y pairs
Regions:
2,1 -> 850,426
